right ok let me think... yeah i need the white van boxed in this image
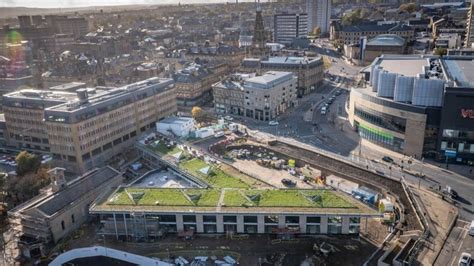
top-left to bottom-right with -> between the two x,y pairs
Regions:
469,220 -> 474,236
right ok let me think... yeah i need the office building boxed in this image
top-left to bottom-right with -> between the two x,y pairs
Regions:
241,56 -> 324,96
2,78 -> 177,173
307,0 -> 331,34
331,22 -> 415,45
212,74 -> 253,116
344,34 -> 407,65
243,71 -> 297,121
273,13 -> 308,45
8,167 -> 122,258
466,1 -> 474,48
173,62 -> 228,108
349,54 -> 474,164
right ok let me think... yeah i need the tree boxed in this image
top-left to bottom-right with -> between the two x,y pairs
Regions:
191,106 -> 204,122
15,151 -> 41,176
6,167 -> 50,203
312,27 -> 322,37
399,3 -> 416,13
434,47 -> 447,56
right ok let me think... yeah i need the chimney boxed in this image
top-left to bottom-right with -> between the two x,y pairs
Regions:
49,167 -> 67,192
76,88 -> 89,105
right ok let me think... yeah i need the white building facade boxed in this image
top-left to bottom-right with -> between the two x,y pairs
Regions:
244,71 -> 298,121
307,0 -> 331,34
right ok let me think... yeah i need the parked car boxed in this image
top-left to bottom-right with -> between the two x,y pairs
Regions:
382,156 -> 394,163
458,253 -> 471,266
268,121 -> 279,126
281,178 -> 296,187
224,116 -> 233,121
214,131 -> 225,138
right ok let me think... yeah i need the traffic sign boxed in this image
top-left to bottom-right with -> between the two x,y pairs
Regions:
445,149 -> 457,158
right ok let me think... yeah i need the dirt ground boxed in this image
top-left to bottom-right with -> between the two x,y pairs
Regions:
55,223 -> 378,266
232,159 -> 313,189
411,186 -> 458,265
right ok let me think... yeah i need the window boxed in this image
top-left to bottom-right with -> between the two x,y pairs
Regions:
264,216 -> 278,224
183,215 -> 196,223
61,220 -> 65,230
350,217 -> 360,224
244,216 -> 257,223
285,216 -> 299,224
203,215 -> 216,223
223,215 -> 237,223
71,214 -> 75,223
306,216 -> 321,224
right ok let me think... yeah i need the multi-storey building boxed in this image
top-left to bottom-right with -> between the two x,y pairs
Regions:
466,1 -> 474,48
350,54 -> 474,164
2,90 -> 77,153
2,78 -> 177,173
173,62 -> 228,109
212,74 -> 250,116
187,44 -> 245,70
307,0 -> 331,34
273,13 -> 308,45
43,78 -> 176,174
243,71 -> 297,121
331,22 -> 415,45
241,56 -> 324,96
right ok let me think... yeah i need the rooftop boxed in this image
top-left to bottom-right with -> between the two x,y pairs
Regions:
158,117 -> 194,125
367,34 -> 406,47
442,56 -> 474,87
262,56 -> 322,65
10,166 -> 120,219
340,23 -> 413,33
92,187 -> 378,215
244,71 -> 294,89
375,55 -> 431,77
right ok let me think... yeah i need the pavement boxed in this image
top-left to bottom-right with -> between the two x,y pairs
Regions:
231,39 -> 474,222
434,219 -> 474,266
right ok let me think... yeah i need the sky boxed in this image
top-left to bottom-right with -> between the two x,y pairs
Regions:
1,0 -> 251,8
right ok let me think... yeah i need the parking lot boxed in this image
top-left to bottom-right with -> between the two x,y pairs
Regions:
435,220 -> 474,266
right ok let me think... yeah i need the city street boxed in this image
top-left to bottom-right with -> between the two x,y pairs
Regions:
229,40 -> 474,221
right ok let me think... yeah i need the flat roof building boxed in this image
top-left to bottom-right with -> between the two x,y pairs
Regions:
2,78 -> 177,173
90,186 -> 380,238
243,71 -> 298,121
241,56 -> 324,96
349,54 -> 474,164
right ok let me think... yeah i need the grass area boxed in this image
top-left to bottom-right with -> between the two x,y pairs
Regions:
186,189 -> 221,206
179,158 -> 250,189
106,188 -> 355,209
223,190 -> 253,207
107,188 -> 134,205
257,190 -> 314,207
148,141 -> 182,156
303,190 -> 354,208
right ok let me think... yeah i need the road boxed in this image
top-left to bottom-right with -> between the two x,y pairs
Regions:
228,38 -> 474,221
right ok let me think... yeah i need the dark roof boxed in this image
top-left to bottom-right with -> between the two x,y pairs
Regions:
340,23 -> 413,33
35,167 -> 120,216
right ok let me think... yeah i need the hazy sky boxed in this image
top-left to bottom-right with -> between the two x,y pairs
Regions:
0,0 -> 251,8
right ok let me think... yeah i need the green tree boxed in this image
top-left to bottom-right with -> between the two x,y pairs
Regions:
15,151 -> 41,176
399,3 -> 417,13
312,26 -> 322,37
434,47 -> 447,56
191,106 -> 204,123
